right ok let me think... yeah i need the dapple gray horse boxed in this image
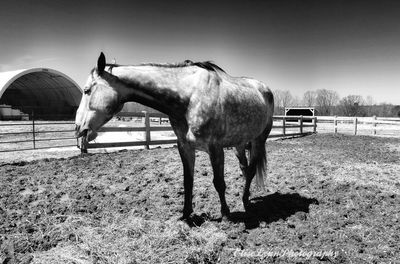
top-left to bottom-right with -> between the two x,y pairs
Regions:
75,53 -> 274,220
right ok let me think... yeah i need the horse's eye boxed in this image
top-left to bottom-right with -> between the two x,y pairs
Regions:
84,88 -> 91,95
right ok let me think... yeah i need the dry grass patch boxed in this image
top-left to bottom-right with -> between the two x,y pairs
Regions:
28,213 -> 227,264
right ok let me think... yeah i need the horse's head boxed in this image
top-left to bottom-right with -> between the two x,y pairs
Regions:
75,52 -> 124,141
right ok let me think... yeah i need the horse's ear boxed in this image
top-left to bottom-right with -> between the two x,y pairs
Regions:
97,52 -> 106,74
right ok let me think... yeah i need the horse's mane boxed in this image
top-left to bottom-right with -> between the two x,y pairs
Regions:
190,61 -> 226,73
104,60 -> 225,73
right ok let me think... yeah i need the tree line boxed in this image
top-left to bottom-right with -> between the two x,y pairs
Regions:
273,89 -> 400,117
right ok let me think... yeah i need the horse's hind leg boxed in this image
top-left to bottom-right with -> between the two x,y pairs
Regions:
242,138 -> 267,212
209,145 -> 230,219
234,145 -> 254,212
234,145 -> 248,178
242,163 -> 257,211
177,140 -> 195,219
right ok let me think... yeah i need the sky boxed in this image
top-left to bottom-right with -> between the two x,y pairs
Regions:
1,0 -> 400,104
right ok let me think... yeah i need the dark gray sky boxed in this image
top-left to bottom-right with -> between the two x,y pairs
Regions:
1,0 -> 400,104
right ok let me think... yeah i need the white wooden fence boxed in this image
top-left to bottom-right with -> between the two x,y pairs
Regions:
79,113 -> 317,153
2,113 -> 397,153
269,115 -> 317,138
317,116 -> 400,137
79,112 -> 400,153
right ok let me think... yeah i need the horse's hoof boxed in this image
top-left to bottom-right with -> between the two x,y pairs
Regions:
244,200 -> 255,214
179,214 -> 191,221
221,214 -> 230,222
219,214 -> 232,229
220,209 -> 231,222
180,209 -> 193,221
179,213 -> 206,227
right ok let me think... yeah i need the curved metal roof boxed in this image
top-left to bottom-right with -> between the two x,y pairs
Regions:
0,68 -> 82,119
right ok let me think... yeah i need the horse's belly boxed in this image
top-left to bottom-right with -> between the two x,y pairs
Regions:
187,117 -> 266,149
220,121 -> 265,146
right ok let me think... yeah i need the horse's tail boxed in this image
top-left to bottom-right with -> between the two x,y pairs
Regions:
253,140 -> 267,190
253,90 -> 274,190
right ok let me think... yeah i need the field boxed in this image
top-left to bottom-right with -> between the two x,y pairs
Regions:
1,134 -> 399,263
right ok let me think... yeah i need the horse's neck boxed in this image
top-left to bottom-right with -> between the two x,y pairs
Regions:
112,66 -> 193,117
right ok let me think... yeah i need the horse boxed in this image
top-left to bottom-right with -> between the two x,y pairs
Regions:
75,52 -> 274,220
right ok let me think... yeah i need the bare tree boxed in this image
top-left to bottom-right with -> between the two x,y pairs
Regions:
365,95 -> 375,106
391,105 -> 400,117
339,95 -> 365,116
315,89 -> 340,116
272,89 -> 294,114
302,90 -> 317,107
281,90 -> 294,108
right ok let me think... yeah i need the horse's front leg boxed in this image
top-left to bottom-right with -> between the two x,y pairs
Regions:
177,140 -> 195,219
209,144 -> 230,219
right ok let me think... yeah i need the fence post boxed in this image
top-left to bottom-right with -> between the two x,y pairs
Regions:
32,110 -> 36,149
282,116 -> 286,136
80,137 -> 88,154
372,115 -> 377,136
313,116 -> 317,133
353,117 -> 358,135
299,115 -> 303,134
334,116 -> 338,134
144,111 -> 151,149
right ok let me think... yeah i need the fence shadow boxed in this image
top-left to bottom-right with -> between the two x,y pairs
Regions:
229,192 -> 319,229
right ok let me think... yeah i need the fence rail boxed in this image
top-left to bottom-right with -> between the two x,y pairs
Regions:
317,116 -> 400,136
3,112 -> 399,154
0,118 -> 77,152
78,113 -> 317,153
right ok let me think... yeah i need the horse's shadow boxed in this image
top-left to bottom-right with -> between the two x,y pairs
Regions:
188,192 -> 319,229
230,192 -> 319,229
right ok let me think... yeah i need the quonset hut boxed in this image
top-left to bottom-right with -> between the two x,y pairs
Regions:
0,68 -> 82,120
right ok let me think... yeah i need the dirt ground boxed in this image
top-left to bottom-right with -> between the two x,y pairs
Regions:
1,133 -> 399,263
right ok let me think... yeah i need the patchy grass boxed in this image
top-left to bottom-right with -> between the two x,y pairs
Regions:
26,214 -> 226,264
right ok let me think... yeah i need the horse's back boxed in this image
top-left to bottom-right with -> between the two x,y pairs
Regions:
185,72 -> 273,148
236,76 -> 273,107
222,75 -> 273,116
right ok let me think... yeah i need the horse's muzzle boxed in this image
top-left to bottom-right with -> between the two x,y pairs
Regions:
75,125 -> 88,138
75,125 -> 98,142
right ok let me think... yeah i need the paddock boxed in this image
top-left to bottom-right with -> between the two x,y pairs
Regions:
1,133 -> 399,263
